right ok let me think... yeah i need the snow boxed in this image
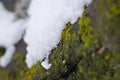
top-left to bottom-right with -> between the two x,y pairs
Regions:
41,59 -> 52,70
0,0 -> 92,69
0,2 -> 25,67
24,0 -> 92,69
63,60 -> 66,64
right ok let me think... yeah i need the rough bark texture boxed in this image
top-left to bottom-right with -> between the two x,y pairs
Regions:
0,0 -> 120,80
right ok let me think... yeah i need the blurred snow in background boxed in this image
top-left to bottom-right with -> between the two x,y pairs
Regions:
0,1 -> 25,67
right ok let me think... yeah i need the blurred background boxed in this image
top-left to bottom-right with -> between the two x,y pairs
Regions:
0,0 -> 120,80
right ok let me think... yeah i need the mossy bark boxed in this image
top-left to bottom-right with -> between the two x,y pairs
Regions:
88,0 -> 120,52
0,0 -> 120,80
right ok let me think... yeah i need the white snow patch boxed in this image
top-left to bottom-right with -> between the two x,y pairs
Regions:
0,2 -> 25,67
63,60 -> 66,64
41,59 -> 52,70
24,0 -> 92,69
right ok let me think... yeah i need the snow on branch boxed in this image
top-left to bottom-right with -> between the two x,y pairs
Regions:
0,0 -> 92,69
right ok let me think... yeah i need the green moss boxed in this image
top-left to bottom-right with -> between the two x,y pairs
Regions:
89,0 -> 120,52
15,12 -> 99,80
0,0 -> 16,11
0,47 -> 5,57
